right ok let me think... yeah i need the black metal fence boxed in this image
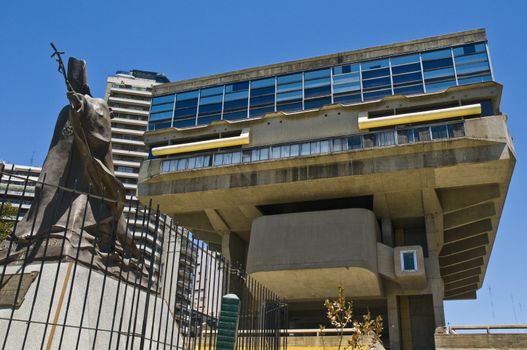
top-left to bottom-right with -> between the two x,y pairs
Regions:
0,166 -> 288,350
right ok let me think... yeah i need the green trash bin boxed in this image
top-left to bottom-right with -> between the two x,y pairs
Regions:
216,294 -> 240,350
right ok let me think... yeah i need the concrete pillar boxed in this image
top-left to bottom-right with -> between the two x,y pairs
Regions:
387,294 -> 401,350
381,218 -> 394,247
425,214 -> 446,328
221,232 -> 247,268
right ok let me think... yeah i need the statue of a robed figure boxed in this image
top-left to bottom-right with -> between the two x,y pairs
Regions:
0,48 -> 146,282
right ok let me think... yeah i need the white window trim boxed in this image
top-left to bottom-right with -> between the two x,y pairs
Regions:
400,250 -> 418,272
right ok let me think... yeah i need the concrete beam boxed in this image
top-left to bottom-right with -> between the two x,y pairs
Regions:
444,219 -> 492,244
440,234 -> 489,257
437,183 -> 500,213
439,246 -> 486,267
444,276 -> 480,291
443,202 -> 496,230
440,257 -> 484,276
444,283 -> 478,299
442,267 -> 481,284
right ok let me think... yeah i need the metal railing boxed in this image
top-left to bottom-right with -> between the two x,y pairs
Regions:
0,167 -> 288,349
446,324 -> 527,334
160,119 -> 465,174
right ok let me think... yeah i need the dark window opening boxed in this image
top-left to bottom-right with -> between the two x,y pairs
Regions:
257,195 -> 373,215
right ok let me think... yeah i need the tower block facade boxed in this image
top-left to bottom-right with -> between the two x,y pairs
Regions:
137,29 -> 515,348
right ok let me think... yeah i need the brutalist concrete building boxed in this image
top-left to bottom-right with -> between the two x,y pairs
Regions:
137,29 -> 515,349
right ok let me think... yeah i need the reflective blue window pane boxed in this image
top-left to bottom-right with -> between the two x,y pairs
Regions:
455,61 -> 490,76
425,80 -> 456,92
363,89 -> 391,101
277,73 -> 302,84
150,110 -> 173,121
223,99 -> 248,111
431,125 -> 448,139
300,143 -> 310,155
304,69 -> 330,80
397,129 -> 415,144
348,135 -> 362,149
280,145 -> 290,158
150,103 -> 173,113
391,63 -> 421,75
173,118 -> 196,128
225,81 -> 249,92
402,252 -> 416,271
260,148 -> 269,160
277,81 -> 302,93
200,86 -> 224,97
394,84 -> 424,95
423,67 -> 455,80
199,95 -> 223,105
333,73 -> 360,84
198,103 -> 222,115
320,140 -> 330,153
214,154 -> 223,166
310,141 -> 321,154
250,85 -> 275,97
277,90 -> 302,102
457,74 -> 492,85
304,96 -> 331,109
422,57 -> 453,70
362,68 -> 390,80
390,54 -> 420,66
224,90 -> 248,101
277,101 -> 302,113
251,77 -> 275,89
333,64 -> 359,75
223,110 -> 247,120
290,144 -> 300,156
197,114 -> 221,125
304,85 -> 331,99
454,52 -> 488,65
175,98 -> 198,109
453,43 -> 486,56
148,121 -> 171,131
304,77 -> 330,89
362,77 -> 391,90
250,106 -> 274,118
333,81 -> 360,94
271,146 -> 280,159
362,59 -> 389,70
177,90 -> 199,101
152,94 -> 175,105
392,72 -> 422,86
250,94 -> 275,106
447,123 -> 465,137
334,93 -> 362,104
422,49 -> 451,60
174,106 -> 197,118
232,151 -> 241,164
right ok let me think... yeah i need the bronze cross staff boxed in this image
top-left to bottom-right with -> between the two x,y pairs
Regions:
50,42 -> 75,93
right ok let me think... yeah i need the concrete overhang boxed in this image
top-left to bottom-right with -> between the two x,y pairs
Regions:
246,208 -> 383,300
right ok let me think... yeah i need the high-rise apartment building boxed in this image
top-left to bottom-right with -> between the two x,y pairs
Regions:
137,29 -> 515,348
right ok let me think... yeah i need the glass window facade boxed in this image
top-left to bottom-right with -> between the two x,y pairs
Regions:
159,120 -> 465,173
149,42 -> 493,131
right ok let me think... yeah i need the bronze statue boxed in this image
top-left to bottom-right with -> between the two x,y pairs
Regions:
0,47 -> 146,282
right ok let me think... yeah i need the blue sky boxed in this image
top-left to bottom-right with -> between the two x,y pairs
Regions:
1,0 -> 526,325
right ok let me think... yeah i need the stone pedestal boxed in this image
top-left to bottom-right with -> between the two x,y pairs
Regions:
0,262 -> 182,349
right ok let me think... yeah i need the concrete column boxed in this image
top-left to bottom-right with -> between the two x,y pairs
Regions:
387,294 -> 401,350
425,214 -> 446,328
221,232 -> 247,267
381,218 -> 394,247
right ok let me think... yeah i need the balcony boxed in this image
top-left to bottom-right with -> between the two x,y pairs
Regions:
159,120 -> 465,174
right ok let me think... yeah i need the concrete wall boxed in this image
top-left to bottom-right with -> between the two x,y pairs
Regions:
435,333 -> 527,349
246,208 -> 382,299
